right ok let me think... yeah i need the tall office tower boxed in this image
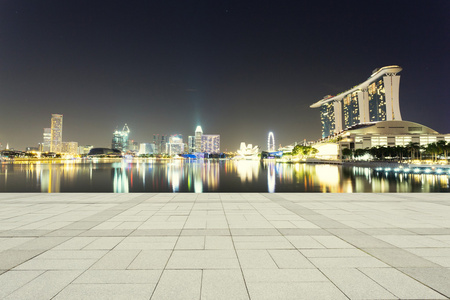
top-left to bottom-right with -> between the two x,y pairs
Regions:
50,114 -> 63,153
166,135 -> 184,156
128,140 -> 139,152
153,134 -> 160,154
201,135 -> 220,153
111,124 -> 130,152
188,136 -> 195,153
62,142 -> 78,155
310,66 -> 402,138
42,128 -> 52,152
195,126 -> 203,152
160,135 -> 167,154
139,143 -> 156,155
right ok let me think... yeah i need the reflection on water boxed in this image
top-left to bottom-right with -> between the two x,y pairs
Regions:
0,160 -> 449,193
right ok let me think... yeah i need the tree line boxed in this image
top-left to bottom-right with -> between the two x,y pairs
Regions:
342,141 -> 450,162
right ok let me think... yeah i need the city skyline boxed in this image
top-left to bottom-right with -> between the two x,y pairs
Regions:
1,1 -> 449,150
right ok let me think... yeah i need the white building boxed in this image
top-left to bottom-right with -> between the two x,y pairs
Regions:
139,143 -> 156,155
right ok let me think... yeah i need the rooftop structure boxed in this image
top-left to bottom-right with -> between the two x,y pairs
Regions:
311,66 -> 402,138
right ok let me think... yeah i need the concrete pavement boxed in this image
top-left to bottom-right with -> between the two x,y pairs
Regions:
0,193 -> 450,299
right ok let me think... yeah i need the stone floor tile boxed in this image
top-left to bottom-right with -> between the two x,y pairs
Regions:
114,236 -> 177,250
205,236 -> 234,249
246,282 -> 348,300
300,248 -> 370,258
243,269 -> 328,282
4,270 -> 83,300
74,269 -> 162,284
309,257 -> 389,268
53,237 -> 97,250
14,258 -> 97,270
201,270 -> 249,300
54,283 -> 155,300
364,248 -> 440,268
36,250 -> 107,260
175,236 -> 205,249
312,235 -> 355,248
127,250 -> 172,269
237,250 -> 278,269
360,267 -> 447,299
0,250 -> 43,270
268,249 -> 315,268
320,268 -> 396,299
285,236 -> 325,249
83,237 -> 124,250
151,270 -> 202,300
166,250 -> 239,269
90,250 -> 140,269
0,270 -> 44,298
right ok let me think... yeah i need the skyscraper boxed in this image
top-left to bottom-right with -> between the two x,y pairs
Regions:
195,126 -> 203,152
188,136 -> 195,153
42,128 -> 51,152
50,114 -> 63,153
111,124 -> 130,152
310,66 -> 402,138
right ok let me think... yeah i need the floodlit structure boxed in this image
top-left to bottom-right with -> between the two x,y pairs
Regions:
195,126 -> 203,152
340,120 -> 450,149
62,142 -> 78,155
311,66 -> 402,138
268,132 -> 275,151
111,124 -> 130,152
236,142 -> 259,160
41,128 -> 51,152
193,126 -> 221,153
166,134 -> 185,155
139,143 -> 156,155
50,114 -> 63,153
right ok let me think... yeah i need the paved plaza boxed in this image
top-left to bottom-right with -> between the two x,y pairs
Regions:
0,193 -> 450,299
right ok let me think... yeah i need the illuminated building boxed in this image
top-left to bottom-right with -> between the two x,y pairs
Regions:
195,126 -> 203,152
236,142 -> 259,160
268,132 -> 275,151
50,114 -> 63,153
62,142 -> 78,155
41,128 -> 51,152
139,143 -> 155,155
340,120 -> 450,149
128,140 -> 139,152
311,66 -> 402,138
192,126 -> 220,153
166,134 -> 185,155
188,136 -> 195,153
79,145 -> 94,155
111,124 -> 130,152
201,135 -> 220,153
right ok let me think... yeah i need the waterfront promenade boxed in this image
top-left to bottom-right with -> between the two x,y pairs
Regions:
1,193 -> 450,299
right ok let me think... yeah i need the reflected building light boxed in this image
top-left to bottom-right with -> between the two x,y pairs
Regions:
236,161 -> 259,183
113,166 -> 129,193
267,162 -> 276,193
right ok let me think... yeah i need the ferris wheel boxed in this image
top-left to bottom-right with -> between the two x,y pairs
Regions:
267,132 -> 275,152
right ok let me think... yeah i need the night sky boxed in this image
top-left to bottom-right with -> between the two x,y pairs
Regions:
1,1 -> 449,151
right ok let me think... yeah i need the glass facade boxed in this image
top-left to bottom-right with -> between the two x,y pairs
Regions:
343,92 -> 360,129
320,102 -> 335,138
368,79 -> 386,122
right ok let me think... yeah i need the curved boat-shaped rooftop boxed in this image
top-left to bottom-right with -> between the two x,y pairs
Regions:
310,65 -> 402,108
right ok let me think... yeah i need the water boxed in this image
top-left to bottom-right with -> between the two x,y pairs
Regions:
0,159 -> 449,193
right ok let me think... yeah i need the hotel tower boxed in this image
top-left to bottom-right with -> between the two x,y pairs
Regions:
310,66 -> 402,138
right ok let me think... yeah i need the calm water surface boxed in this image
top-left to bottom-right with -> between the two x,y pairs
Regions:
1,159 -> 449,193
